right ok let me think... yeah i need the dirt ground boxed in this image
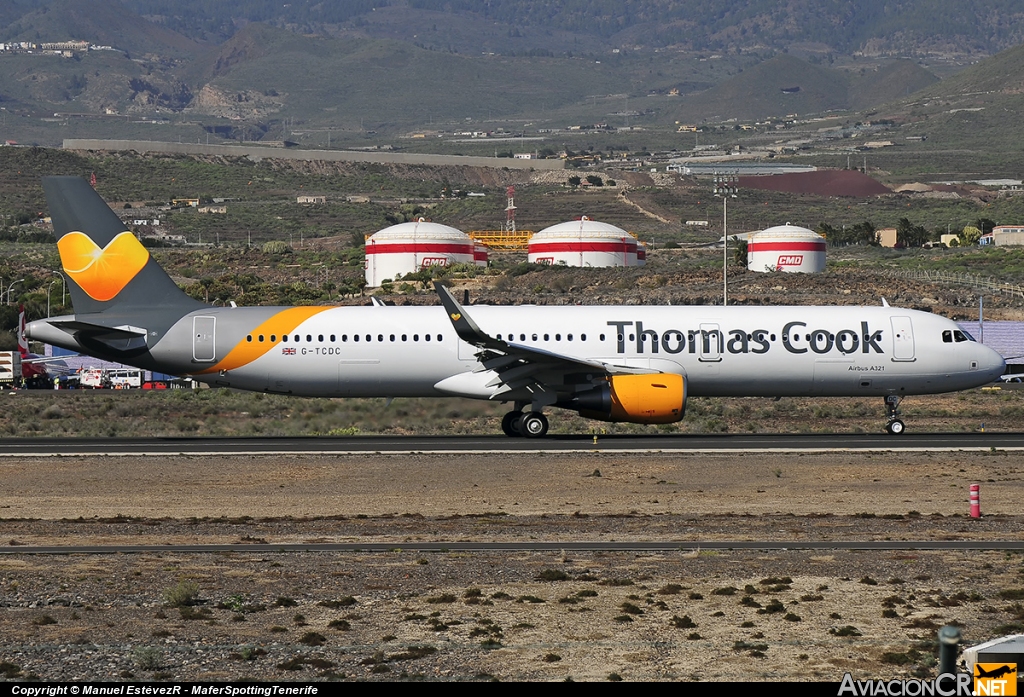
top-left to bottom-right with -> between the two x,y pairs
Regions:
0,450 -> 1023,682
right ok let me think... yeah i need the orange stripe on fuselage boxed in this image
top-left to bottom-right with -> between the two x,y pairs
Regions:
193,306 -> 332,375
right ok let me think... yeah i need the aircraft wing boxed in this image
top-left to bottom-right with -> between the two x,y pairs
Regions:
434,283 -> 653,397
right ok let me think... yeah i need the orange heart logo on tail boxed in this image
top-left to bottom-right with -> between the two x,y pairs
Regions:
57,230 -> 150,302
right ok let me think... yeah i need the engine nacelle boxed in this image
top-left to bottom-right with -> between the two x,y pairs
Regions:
571,373 -> 686,424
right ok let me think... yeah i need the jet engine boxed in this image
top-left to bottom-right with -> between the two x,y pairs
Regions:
568,373 -> 686,424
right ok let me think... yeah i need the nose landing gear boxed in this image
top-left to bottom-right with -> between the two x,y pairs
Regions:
884,395 -> 905,435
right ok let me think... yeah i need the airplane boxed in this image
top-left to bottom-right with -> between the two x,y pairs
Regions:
17,305 -> 70,387
26,176 -> 1006,437
975,664 -> 1017,680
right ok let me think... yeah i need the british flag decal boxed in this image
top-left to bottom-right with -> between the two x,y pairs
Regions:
281,347 -> 296,355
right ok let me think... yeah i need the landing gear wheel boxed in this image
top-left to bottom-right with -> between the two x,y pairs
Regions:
501,410 -> 524,437
517,412 -> 549,438
883,395 -> 905,435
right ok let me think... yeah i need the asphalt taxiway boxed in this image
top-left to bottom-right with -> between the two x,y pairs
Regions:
0,431 -> 1023,456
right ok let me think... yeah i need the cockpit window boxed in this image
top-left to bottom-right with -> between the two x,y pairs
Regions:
942,330 -> 952,343
953,330 -> 973,343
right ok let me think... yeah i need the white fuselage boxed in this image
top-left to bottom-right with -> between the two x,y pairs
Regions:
130,304 -> 1005,400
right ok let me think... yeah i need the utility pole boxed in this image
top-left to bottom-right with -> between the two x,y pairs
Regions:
713,173 -> 738,306
53,271 -> 65,307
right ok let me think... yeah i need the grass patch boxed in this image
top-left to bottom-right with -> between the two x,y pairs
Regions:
163,580 -> 200,608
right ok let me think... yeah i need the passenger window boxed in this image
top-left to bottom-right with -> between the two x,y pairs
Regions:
555,334 -> 561,341
330,335 -> 336,342
342,335 -> 347,342
270,335 -> 276,342
378,334 -> 384,342
318,335 -> 324,342
581,334 -> 587,341
365,334 -> 371,342
544,334 -> 549,341
414,334 -> 419,341
437,334 -> 442,341
532,334 -> 538,341
402,334 -> 407,341
282,335 -> 288,343
520,334 -> 526,341
354,335 -> 359,342
567,334 -> 573,341
390,334 -> 396,342
246,335 -> 252,343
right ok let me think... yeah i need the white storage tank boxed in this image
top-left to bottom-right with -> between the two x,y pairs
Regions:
528,217 -> 637,267
365,219 -> 475,287
473,240 -> 489,267
747,224 -> 826,273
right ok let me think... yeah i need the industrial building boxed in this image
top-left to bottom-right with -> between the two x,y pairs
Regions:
992,225 -> 1024,246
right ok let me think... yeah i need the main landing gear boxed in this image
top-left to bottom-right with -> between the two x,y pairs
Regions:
501,409 -> 549,438
884,395 -> 905,435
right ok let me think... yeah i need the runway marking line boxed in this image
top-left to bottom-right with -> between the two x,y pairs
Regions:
0,447 -> 1022,457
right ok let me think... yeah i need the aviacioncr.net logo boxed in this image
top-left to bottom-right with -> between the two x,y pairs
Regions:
838,672 -> 974,696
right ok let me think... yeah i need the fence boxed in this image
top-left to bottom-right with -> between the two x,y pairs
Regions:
891,269 -> 1024,299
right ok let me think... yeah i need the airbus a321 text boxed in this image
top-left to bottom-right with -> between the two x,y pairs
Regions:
27,176 -> 1005,437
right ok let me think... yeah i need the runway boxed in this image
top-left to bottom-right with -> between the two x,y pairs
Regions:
0,431 -> 1023,456
3,540 -> 1024,555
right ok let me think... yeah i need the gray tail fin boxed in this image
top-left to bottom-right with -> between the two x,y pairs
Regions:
43,176 -> 204,318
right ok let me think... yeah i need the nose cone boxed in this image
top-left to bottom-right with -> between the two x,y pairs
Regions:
982,344 -> 1006,382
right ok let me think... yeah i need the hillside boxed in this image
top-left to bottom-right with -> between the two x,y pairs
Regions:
846,60 -> 941,110
114,0 -> 1024,57
672,54 -> 852,122
1,0 -> 1024,168
184,24 -> 639,130
2,0 -> 201,59
868,42 -> 1024,154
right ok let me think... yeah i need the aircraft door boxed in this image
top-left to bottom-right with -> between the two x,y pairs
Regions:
698,323 -> 722,362
891,316 -> 915,361
458,340 -> 479,362
192,316 -> 216,362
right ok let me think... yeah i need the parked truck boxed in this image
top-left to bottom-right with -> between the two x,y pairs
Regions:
0,352 -> 23,389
